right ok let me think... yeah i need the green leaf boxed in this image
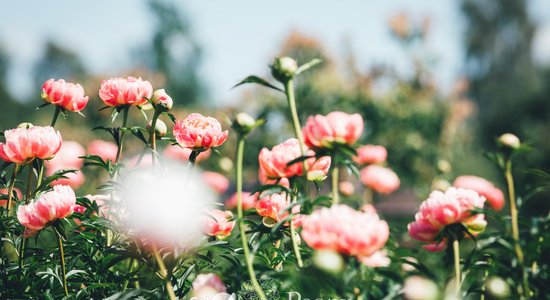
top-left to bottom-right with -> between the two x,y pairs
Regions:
295,58 -> 322,76
233,75 -> 283,92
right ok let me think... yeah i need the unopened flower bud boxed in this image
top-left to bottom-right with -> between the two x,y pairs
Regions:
271,56 -> 298,82
17,122 -> 34,129
486,276 -> 510,299
313,250 -> 344,274
152,89 -> 173,110
236,112 -> 255,129
148,119 -> 167,137
498,133 -> 520,150
403,276 -> 439,300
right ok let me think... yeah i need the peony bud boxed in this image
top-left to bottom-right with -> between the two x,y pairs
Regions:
498,133 -> 520,150
151,89 -> 173,110
17,122 -> 33,129
486,276 -> 510,299
234,112 -> 256,135
148,119 -> 167,137
313,250 -> 345,274
403,276 -> 439,300
271,56 -> 298,82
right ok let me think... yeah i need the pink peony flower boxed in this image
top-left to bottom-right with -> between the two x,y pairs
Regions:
46,141 -> 85,170
258,138 -> 331,181
87,139 -> 118,162
173,113 -> 228,151
202,172 -> 230,194
407,187 -> 487,251
192,273 -> 227,298
163,145 -> 211,162
202,209 -> 235,239
225,192 -> 256,210
41,79 -> 89,112
354,144 -> 387,165
453,175 -> 505,211
258,168 -> 290,188
99,76 -> 153,107
360,165 -> 400,194
0,126 -> 62,165
302,111 -> 364,149
0,188 -> 23,207
255,193 -> 301,227
17,185 -> 76,231
339,181 -> 355,197
301,204 -> 389,259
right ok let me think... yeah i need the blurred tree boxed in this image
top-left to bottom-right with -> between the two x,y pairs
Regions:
135,0 -> 204,105
33,41 -> 87,89
0,45 -> 31,129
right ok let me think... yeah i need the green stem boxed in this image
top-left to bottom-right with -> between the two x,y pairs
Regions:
504,158 -> 530,299
189,150 -> 200,166
284,80 -> 306,155
5,164 -> 20,217
55,230 -> 69,296
149,109 -> 160,163
114,106 -> 130,168
36,161 -> 45,190
453,237 -> 461,294
25,165 -> 33,204
331,165 -> 339,205
289,205 -> 303,268
51,106 -> 61,127
236,137 -> 267,300
151,244 -> 176,300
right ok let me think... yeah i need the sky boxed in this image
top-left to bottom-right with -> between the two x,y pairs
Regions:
0,0 -> 549,105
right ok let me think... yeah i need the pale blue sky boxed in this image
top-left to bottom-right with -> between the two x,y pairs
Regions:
1,1 -> 549,105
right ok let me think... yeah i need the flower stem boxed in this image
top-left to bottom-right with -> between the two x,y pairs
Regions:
504,158 -> 530,299
331,165 -> 339,205
151,243 -> 176,300
236,137 -> 267,300
51,106 -> 61,127
452,237 -> 461,294
289,209 -> 303,268
189,150 -> 200,166
5,164 -> 20,217
55,230 -> 69,297
115,106 -> 130,167
149,109 -> 160,163
284,80 -> 306,155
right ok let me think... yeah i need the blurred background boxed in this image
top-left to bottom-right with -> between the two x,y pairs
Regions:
1,0 -> 549,216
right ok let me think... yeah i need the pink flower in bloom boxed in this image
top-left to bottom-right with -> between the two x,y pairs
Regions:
360,165 -> 400,194
173,113 -> 228,151
453,175 -> 505,211
339,181 -> 355,197
255,193 -> 301,227
192,273 -> 227,298
225,192 -> 256,210
202,209 -> 235,239
41,79 -> 89,112
258,138 -> 331,181
354,144 -> 387,165
301,204 -> 389,259
302,111 -> 364,149
0,126 -> 62,165
17,185 -> 76,231
45,141 -> 86,189
407,187 -> 487,251
258,168 -> 290,187
87,139 -> 118,162
163,145 -> 211,162
46,141 -> 85,170
202,172 -> 230,194
99,76 -> 153,107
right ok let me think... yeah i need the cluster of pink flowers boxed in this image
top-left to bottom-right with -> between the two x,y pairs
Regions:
17,185 -> 76,231
41,79 -> 89,112
258,138 -> 331,182
301,204 -> 389,266
453,175 -> 505,211
45,141 -> 86,189
408,187 -> 487,251
173,113 -> 228,152
0,126 -> 62,165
